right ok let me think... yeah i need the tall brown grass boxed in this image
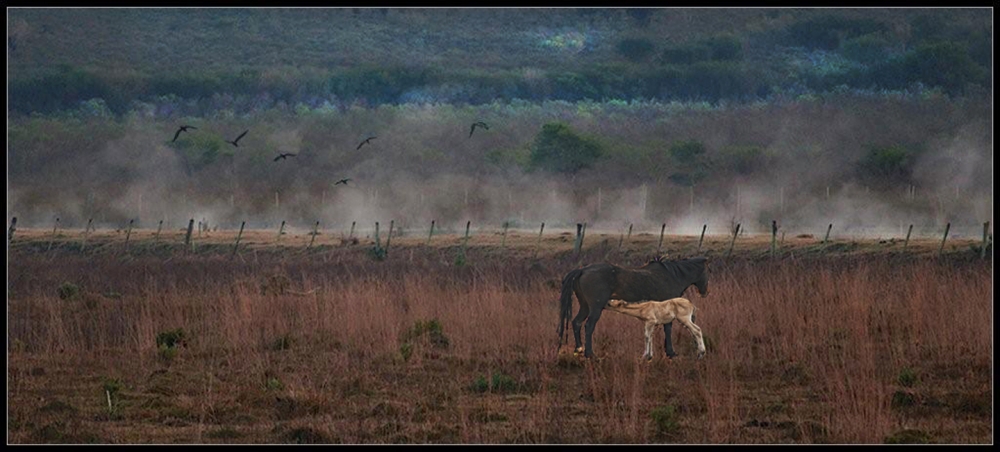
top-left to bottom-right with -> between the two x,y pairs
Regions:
7,248 -> 992,444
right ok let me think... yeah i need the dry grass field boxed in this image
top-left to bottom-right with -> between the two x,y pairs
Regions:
6,227 -> 993,444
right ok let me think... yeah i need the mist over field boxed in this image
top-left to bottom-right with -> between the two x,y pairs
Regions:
6,8 -> 993,238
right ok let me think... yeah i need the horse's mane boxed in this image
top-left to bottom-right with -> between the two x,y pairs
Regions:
646,256 -> 708,279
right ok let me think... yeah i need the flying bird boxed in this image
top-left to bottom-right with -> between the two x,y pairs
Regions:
226,129 -> 249,147
357,136 -> 376,150
273,153 -> 298,161
334,178 -> 351,186
469,121 -> 489,137
172,125 -> 197,142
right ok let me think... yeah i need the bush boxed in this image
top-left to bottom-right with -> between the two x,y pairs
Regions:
617,38 -> 656,63
401,319 -> 450,349
897,367 -> 918,387
155,328 -> 187,349
650,405 -> 680,437
57,282 -> 80,300
856,144 -> 915,188
265,377 -> 285,391
528,122 -> 605,174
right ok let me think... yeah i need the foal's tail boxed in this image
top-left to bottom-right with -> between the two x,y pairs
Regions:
557,268 -> 584,346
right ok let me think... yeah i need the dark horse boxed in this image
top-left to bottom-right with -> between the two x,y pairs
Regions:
558,256 -> 709,358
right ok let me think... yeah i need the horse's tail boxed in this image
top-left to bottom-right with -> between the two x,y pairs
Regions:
558,268 -> 585,345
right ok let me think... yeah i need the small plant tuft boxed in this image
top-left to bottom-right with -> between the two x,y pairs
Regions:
271,334 -> 294,351
898,367 -> 918,387
650,405 -> 680,437
155,328 -> 187,349
885,428 -> 934,444
266,377 -> 285,391
57,281 -> 80,300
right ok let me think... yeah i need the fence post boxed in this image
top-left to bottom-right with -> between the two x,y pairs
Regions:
154,219 -> 163,243
427,220 -> 435,245
574,223 -> 583,256
771,220 -> 777,258
374,222 -> 381,250
938,222 -> 950,256
308,221 -> 320,249
384,220 -> 394,254
656,223 -> 666,256
533,222 -> 545,259
822,223 -> 833,245
184,218 -> 194,251
903,224 -> 913,249
47,217 -> 60,251
697,224 -> 707,253
232,221 -> 246,259
581,222 -> 587,250
7,217 -> 16,242
982,221 -> 991,260
726,223 -> 740,257
277,220 -> 286,243
124,219 -> 134,252
81,218 -> 93,251
349,221 -> 356,240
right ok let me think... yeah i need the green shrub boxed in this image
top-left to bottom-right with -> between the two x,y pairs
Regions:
617,38 -> 656,63
650,405 -> 680,436
490,372 -> 518,393
469,375 -> 489,393
897,367 -> 918,388
157,343 -> 178,362
528,122 -> 605,174
399,343 -> 413,361
57,281 -> 80,300
155,328 -> 187,349
885,429 -> 934,444
266,377 -> 285,391
891,390 -> 916,409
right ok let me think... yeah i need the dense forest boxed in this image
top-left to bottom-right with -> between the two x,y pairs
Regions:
6,8 -> 993,236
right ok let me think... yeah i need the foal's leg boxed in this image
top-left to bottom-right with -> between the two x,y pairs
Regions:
571,301 -> 589,354
643,321 -> 657,360
677,315 -> 706,359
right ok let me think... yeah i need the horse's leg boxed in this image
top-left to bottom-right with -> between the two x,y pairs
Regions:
677,315 -> 706,359
643,321 -> 656,360
662,322 -> 678,359
571,300 -> 589,355
583,299 -> 607,358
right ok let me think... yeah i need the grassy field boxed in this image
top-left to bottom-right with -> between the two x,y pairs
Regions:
6,228 -> 993,444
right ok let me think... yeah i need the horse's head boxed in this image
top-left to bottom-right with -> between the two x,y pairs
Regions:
693,258 -> 709,297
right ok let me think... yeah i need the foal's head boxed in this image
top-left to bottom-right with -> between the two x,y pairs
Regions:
607,299 -> 628,308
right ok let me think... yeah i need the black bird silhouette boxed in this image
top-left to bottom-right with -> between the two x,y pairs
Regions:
172,125 -> 197,142
226,129 -> 249,147
357,136 -> 376,150
273,153 -> 298,161
469,121 -> 489,137
334,178 -> 351,186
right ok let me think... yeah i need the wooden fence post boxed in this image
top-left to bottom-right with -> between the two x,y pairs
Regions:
277,220 -> 286,242
184,219 -> 194,251
574,223 -> 583,256
154,219 -> 163,243
656,223 -> 666,256
726,223 -> 740,257
581,222 -> 587,250
374,222 -> 381,250
697,224 -> 707,253
124,219 -> 134,252
7,217 -> 16,242
384,220 -> 394,254
533,222 -> 545,259
938,222 -> 950,256
427,220 -> 435,245
349,221 -> 356,240
903,224 -> 913,249
982,221 -> 991,260
771,220 -> 777,258
81,218 -> 92,251
822,223 -> 833,245
232,221 -> 246,259
47,217 -> 60,251
308,221 -> 320,249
